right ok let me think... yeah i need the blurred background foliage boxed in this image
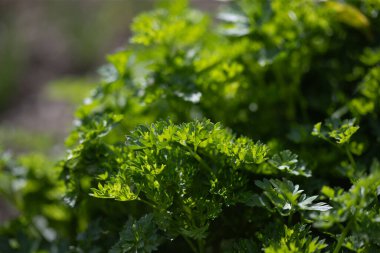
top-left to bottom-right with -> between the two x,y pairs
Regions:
0,1 -> 222,250
0,0 -> 219,155
0,0 -> 218,238
0,0 -> 154,155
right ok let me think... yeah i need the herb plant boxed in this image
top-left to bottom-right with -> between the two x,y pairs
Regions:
1,0 -> 380,252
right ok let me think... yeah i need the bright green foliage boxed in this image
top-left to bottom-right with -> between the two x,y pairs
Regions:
349,66 -> 380,116
253,178 -> 331,216
62,113 -> 125,201
131,3 -> 208,47
92,120 -> 271,242
312,171 -> 380,252
1,0 -> 380,252
262,225 -> 327,253
312,118 -> 360,144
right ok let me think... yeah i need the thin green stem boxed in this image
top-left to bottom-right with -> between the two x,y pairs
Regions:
138,198 -> 157,209
345,144 -> 357,170
183,236 -> 198,253
197,239 -> 205,253
184,145 -> 216,178
333,216 -> 355,253
321,136 -> 340,149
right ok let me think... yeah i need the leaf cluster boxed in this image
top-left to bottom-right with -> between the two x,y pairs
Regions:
1,0 -> 380,252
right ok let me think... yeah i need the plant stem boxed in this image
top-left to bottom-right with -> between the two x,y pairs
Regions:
321,136 -> 340,149
184,145 -> 216,178
197,239 -> 205,253
183,236 -> 198,253
333,216 -> 354,253
345,144 -> 356,170
138,198 -> 157,209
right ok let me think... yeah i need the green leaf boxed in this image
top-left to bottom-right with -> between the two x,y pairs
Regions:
110,214 -> 162,253
255,178 -> 331,216
262,225 -> 327,253
312,118 -> 359,144
269,150 -> 311,177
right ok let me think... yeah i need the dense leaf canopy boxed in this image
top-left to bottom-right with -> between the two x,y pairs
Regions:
1,0 -> 380,252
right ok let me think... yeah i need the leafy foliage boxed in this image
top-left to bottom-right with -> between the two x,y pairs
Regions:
268,150 -> 311,177
261,225 -> 327,253
1,0 -> 380,252
312,118 -> 360,145
312,171 -> 380,251
254,178 -> 331,216
110,214 -> 162,253
92,120 -> 271,243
